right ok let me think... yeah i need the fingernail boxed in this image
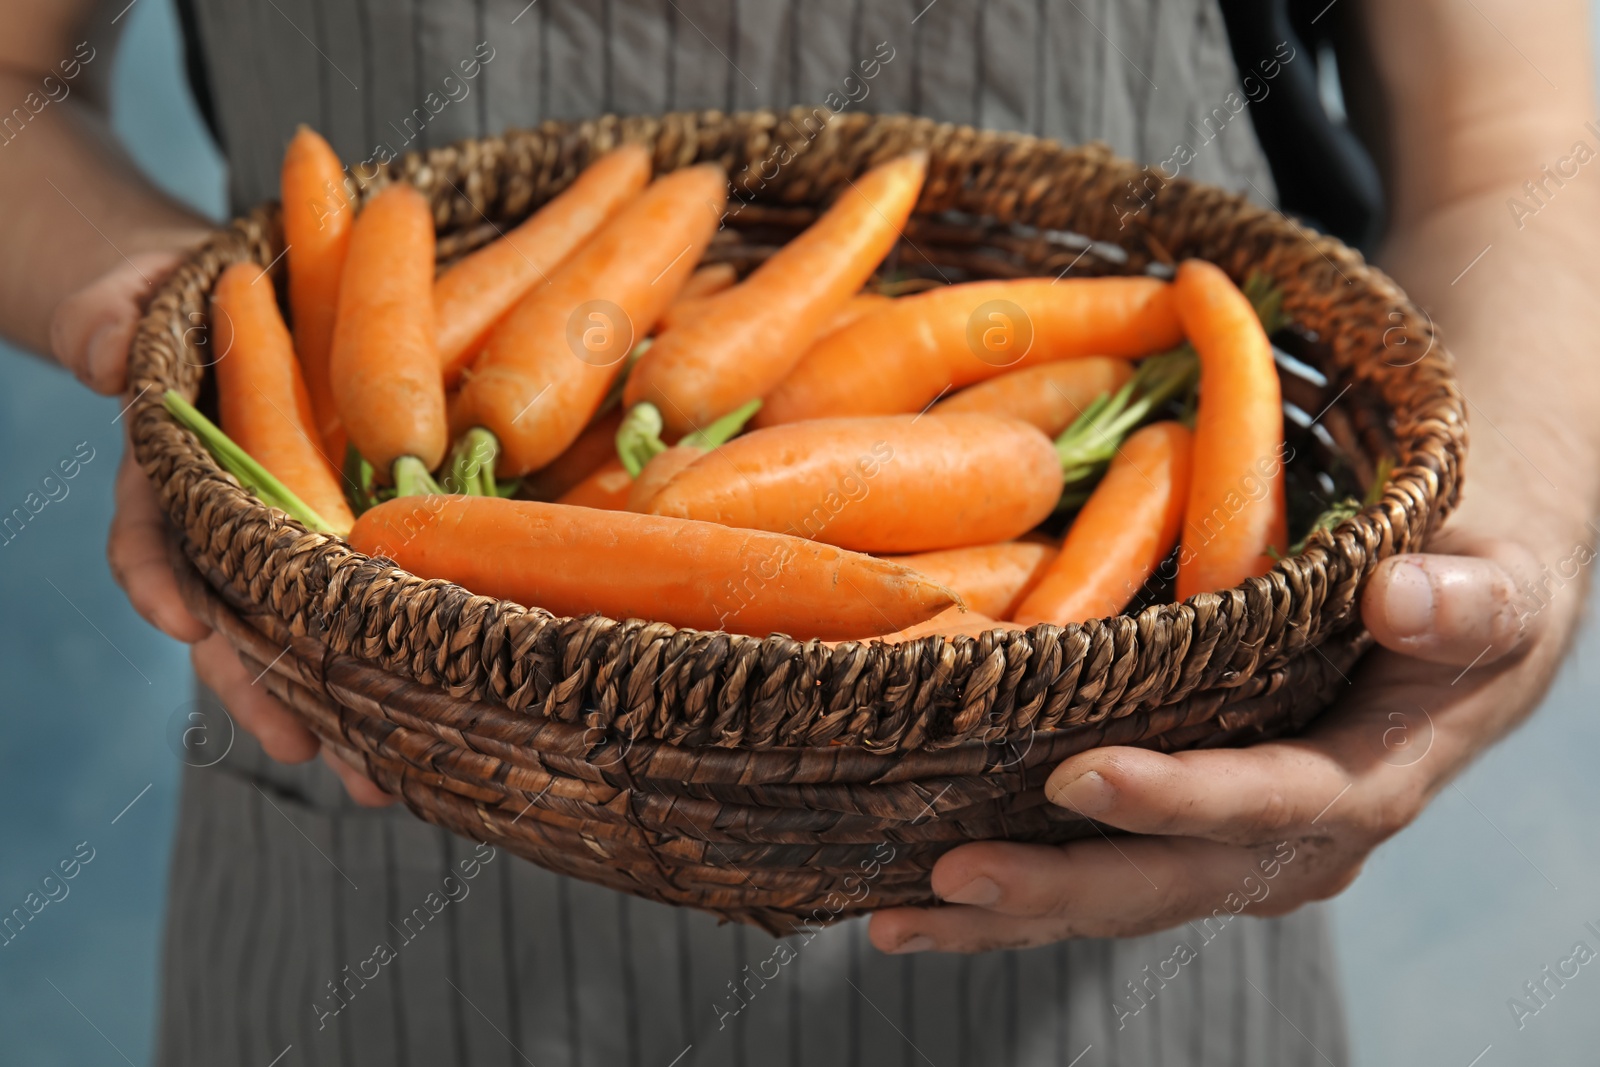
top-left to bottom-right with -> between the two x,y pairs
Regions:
888,935 -> 934,955
941,876 -> 1000,906
1048,769 -> 1116,816
1382,559 -> 1435,639
77,321 -> 116,383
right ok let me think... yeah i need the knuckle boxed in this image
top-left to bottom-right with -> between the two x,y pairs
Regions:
1212,790 -> 1294,844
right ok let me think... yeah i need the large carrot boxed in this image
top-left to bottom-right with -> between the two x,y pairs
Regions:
348,495 -> 958,640
1014,421 -> 1192,626
521,408 -> 625,501
887,542 -> 1057,620
646,414 -> 1063,553
212,262 -> 355,533
933,358 -> 1134,438
626,152 -> 927,434
434,144 -> 653,386
1172,260 -> 1286,599
459,164 -> 727,477
756,277 -> 1182,426
281,126 -> 353,460
329,183 -> 447,489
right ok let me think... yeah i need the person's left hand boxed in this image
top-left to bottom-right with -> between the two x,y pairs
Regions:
869,531 -> 1575,953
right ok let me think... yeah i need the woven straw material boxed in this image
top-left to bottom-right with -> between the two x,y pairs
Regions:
128,110 -> 1465,934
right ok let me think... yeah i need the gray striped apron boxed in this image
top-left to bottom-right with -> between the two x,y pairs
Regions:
162,3 -> 1346,1064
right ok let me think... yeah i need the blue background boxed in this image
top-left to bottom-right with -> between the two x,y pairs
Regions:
1,2 -> 1597,1063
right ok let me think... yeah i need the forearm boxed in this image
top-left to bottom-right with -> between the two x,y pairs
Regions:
0,70 -> 214,356
1380,183 -> 1600,556
1355,0 -> 1600,559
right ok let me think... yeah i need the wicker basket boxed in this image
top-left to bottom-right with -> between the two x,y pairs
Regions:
128,109 -> 1466,934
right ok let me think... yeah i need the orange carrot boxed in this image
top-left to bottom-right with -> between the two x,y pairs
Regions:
556,457 -> 634,510
646,413 -> 1063,553
815,291 -> 893,339
522,408 -> 626,501
281,126 -> 353,460
655,294 -> 712,334
675,262 -> 738,301
348,495 -> 957,640
654,263 -> 739,332
626,152 -> 927,434
626,446 -> 701,512
460,165 -> 727,477
1172,260 -> 1286,599
932,358 -> 1134,438
1014,421 -> 1192,625
756,277 -> 1183,426
329,183 -> 447,483
661,284 -> 887,339
213,262 -> 355,533
887,542 -> 1058,620
865,606 -> 1022,644
434,145 -> 653,386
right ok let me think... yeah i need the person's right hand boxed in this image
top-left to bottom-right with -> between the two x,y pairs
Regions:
53,254 -> 393,806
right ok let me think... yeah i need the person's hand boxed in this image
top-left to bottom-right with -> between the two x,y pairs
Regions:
55,255 -> 393,807
868,526 -> 1577,953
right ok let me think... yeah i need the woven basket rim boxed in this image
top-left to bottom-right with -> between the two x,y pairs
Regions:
126,108 -> 1467,754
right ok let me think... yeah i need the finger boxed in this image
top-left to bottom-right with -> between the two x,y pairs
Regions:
321,748 -> 398,808
873,837 -> 1284,950
50,252 -> 188,395
190,633 -> 319,764
1362,541 -> 1540,666
109,448 -> 211,643
931,835 -> 1237,920
1042,743 -> 1354,844
870,901 -> 1077,955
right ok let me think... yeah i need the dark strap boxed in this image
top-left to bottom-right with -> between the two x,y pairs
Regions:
172,0 -> 224,152
1217,0 -> 1385,251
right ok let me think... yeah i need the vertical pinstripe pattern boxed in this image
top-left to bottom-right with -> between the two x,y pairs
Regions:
157,4 -> 1330,1058
184,0 -> 1277,209
161,709 -> 1348,1067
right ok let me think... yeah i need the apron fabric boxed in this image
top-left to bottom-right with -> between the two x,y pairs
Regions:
160,3 -> 1342,1064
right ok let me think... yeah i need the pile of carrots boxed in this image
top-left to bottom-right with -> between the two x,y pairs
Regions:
166,126 -> 1326,643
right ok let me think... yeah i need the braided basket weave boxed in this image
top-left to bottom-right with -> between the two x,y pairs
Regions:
128,109 -> 1465,934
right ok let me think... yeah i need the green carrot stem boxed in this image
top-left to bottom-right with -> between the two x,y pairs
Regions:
343,443 -> 379,516
681,398 -> 762,450
162,390 -> 338,534
1052,277 -> 1286,503
392,455 -> 443,497
616,402 -> 667,477
442,428 -> 500,496
1054,349 -> 1198,492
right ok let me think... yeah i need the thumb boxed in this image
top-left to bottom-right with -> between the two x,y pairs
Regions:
50,252 -> 189,395
1361,538 -> 1542,667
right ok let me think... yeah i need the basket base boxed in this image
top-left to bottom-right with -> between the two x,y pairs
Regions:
171,535 -> 1361,934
